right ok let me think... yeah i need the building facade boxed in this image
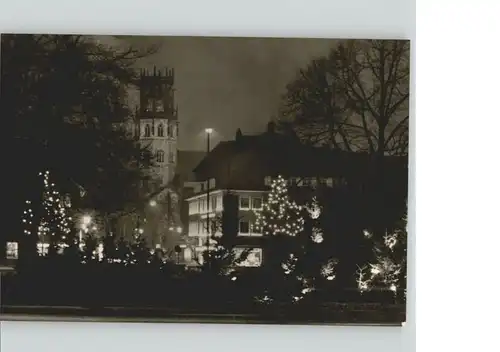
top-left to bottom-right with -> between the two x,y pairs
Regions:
180,122 -> 357,267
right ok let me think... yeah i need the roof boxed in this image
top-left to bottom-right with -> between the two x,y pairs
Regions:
193,129 -> 403,178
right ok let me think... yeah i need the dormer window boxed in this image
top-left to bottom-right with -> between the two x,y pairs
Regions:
157,124 -> 164,137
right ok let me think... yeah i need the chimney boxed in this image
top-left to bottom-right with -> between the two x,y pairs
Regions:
267,121 -> 276,134
235,128 -> 243,141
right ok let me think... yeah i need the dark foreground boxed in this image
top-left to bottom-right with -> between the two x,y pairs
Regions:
0,304 -> 405,326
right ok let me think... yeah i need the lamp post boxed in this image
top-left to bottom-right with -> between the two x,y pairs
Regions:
204,128 -> 213,266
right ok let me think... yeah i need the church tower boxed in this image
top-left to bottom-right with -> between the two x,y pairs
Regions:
136,67 -> 179,186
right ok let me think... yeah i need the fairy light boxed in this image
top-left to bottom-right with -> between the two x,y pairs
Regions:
281,253 -> 298,275
254,175 -> 305,237
311,227 -> 324,243
321,259 -> 337,281
22,170 -> 73,253
356,228 -> 405,295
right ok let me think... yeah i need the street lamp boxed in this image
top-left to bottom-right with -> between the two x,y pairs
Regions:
204,128 -> 213,266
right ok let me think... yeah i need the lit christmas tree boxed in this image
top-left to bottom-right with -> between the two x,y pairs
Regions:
356,214 -> 407,302
21,170 -> 73,256
254,195 -> 337,304
254,175 -> 304,237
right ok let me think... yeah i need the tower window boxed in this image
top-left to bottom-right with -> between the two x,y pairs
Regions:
144,124 -> 151,137
156,99 -> 164,112
157,124 -> 164,137
156,150 -> 165,163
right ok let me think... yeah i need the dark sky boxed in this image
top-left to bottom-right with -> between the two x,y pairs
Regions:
102,36 -> 337,151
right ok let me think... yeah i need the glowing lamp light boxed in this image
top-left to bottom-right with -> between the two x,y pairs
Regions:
390,284 -> 397,292
205,128 -> 214,134
176,226 -> 182,233
149,199 -> 157,207
138,228 -> 144,234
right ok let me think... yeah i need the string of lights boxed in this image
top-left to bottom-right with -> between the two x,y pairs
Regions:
254,175 -> 305,237
22,171 -> 73,254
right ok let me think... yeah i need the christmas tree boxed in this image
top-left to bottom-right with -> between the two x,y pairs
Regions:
254,175 -> 304,237
356,214 -> 407,302
22,170 -> 73,256
254,195 -> 339,304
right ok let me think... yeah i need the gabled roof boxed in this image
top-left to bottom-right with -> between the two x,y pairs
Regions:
192,129 -> 400,179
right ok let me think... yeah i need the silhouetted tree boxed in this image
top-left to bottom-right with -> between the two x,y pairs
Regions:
1,34 -> 159,256
280,39 -> 409,156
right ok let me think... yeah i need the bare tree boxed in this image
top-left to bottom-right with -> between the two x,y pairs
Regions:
280,39 -> 410,156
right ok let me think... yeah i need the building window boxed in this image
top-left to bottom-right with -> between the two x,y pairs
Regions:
239,196 -> 250,209
302,178 -> 311,187
37,242 -> 49,256
234,248 -> 263,267
176,125 -> 179,137
156,150 -> 164,163
168,151 -> 175,163
326,178 -> 334,187
239,221 -> 250,234
211,195 -> 217,211
252,197 -> 262,209
157,124 -> 164,137
167,124 -> 172,137
144,124 -> 151,137
156,99 -> 164,112
146,99 -> 153,111
6,242 -> 18,260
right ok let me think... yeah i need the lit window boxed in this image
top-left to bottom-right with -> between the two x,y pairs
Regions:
239,196 -> 250,209
239,221 -> 250,234
156,99 -> 164,112
156,150 -> 164,163
6,242 -> 18,260
234,248 -> 263,267
157,124 -> 164,137
252,197 -> 262,209
37,242 -> 49,256
145,124 -> 151,137
326,178 -> 334,187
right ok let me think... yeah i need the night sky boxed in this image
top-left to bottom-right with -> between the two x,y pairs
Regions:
101,36 -> 338,151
